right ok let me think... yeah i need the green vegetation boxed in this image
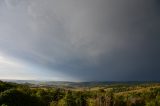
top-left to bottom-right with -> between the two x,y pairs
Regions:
0,81 -> 160,106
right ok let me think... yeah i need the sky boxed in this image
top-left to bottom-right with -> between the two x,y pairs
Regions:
0,0 -> 160,81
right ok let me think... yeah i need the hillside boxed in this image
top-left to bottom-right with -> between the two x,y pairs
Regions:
1,80 -> 160,106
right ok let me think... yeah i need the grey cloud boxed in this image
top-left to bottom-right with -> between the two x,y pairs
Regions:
0,0 -> 159,81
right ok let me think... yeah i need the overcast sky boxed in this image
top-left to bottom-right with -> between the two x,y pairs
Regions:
0,0 -> 159,81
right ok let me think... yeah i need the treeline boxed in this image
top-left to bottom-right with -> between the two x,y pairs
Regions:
0,81 -> 160,106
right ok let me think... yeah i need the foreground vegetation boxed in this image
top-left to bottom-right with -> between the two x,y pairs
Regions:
0,81 -> 160,106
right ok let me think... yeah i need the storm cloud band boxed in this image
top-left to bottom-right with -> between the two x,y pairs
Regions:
0,0 -> 159,81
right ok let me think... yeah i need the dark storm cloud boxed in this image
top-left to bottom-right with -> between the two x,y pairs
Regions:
0,0 -> 159,81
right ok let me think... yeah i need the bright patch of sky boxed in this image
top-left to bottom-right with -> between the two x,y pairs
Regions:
0,52 -> 75,81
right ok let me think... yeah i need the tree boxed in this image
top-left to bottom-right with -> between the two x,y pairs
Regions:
63,91 -> 76,106
0,89 -> 42,106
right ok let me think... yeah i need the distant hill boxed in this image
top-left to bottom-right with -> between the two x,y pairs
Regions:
1,79 -> 160,87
